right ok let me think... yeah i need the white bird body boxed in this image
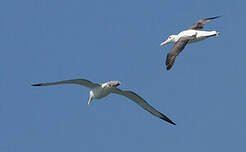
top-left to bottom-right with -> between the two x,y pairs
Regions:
160,16 -> 221,70
90,82 -> 114,99
162,30 -> 219,46
32,79 -> 176,125
177,30 -> 218,43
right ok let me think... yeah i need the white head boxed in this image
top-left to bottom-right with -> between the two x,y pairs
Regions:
160,35 -> 177,46
106,80 -> 121,87
101,80 -> 121,88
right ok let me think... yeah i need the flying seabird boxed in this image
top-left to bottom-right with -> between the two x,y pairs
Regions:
160,16 -> 221,70
32,79 -> 176,125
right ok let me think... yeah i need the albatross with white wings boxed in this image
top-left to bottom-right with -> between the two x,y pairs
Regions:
160,16 -> 221,70
32,79 -> 176,125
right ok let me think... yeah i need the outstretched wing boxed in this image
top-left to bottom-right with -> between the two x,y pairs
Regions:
189,16 -> 221,30
32,79 -> 100,89
166,35 -> 196,70
112,88 -> 176,125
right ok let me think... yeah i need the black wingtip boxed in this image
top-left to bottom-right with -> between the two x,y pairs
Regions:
166,65 -> 172,71
32,83 -> 42,86
161,117 -> 176,125
170,121 -> 176,125
208,16 -> 222,20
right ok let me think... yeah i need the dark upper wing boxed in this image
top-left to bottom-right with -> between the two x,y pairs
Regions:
166,35 -> 196,70
189,16 -> 221,30
32,79 -> 100,89
112,88 -> 176,125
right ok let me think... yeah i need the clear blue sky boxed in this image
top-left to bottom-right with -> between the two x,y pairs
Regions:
0,0 -> 245,151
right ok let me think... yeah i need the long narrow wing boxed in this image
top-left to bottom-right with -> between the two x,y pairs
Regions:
166,35 -> 196,70
189,16 -> 221,30
112,88 -> 176,125
32,79 -> 100,89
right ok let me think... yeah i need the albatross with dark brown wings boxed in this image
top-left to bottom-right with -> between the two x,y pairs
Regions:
160,16 -> 221,70
32,78 -> 176,125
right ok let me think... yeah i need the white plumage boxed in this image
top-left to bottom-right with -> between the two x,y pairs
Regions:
160,16 -> 221,70
32,79 -> 176,125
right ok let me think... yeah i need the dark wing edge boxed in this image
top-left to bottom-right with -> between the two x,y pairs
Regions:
165,35 -> 196,70
112,88 -> 176,125
166,52 -> 178,70
32,79 -> 100,89
189,16 -> 221,30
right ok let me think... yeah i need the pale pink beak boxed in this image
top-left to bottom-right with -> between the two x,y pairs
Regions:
160,39 -> 171,46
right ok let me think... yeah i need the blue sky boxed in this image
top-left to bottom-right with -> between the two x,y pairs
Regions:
0,0 -> 245,151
